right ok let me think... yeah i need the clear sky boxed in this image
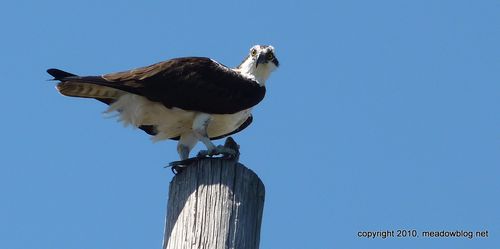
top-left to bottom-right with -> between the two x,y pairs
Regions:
0,0 -> 498,248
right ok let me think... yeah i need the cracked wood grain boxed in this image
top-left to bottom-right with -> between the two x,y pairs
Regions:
163,158 -> 265,249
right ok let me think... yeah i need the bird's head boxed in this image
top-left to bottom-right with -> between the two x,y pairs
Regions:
236,45 -> 279,85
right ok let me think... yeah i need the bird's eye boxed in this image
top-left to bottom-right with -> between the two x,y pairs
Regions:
251,49 -> 257,57
267,53 -> 274,60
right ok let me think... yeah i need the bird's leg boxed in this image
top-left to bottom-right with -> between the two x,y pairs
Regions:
192,113 -> 236,158
167,137 -> 240,174
193,113 -> 216,155
168,132 -> 198,174
177,145 -> 190,160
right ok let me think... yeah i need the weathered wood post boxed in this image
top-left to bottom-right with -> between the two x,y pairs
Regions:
162,139 -> 265,249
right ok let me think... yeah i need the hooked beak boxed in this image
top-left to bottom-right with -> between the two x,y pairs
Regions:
255,53 -> 267,68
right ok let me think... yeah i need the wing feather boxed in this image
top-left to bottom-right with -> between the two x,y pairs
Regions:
49,57 -> 265,114
99,57 -> 265,114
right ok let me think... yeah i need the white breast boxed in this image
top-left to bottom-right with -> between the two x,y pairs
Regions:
106,94 -> 251,141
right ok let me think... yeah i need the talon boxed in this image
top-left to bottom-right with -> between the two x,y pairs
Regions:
197,145 -> 236,158
215,145 -> 236,157
197,150 -> 210,158
171,165 -> 183,175
167,157 -> 199,174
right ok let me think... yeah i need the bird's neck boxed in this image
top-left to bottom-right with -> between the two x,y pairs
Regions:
235,58 -> 270,86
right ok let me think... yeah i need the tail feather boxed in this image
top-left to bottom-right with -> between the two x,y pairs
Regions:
48,68 -> 123,99
47,68 -> 77,80
48,67 -> 139,99
56,82 -> 123,99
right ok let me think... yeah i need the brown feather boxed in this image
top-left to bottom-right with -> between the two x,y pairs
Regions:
56,82 -> 123,99
102,60 -> 177,82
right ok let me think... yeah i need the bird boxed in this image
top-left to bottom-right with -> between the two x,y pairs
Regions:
48,45 -> 279,165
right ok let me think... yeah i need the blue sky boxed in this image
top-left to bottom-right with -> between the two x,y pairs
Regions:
1,0 -> 498,248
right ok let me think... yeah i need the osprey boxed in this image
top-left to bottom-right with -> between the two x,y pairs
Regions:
48,45 -> 279,163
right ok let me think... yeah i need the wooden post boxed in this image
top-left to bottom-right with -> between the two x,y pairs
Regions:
162,157 -> 265,249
